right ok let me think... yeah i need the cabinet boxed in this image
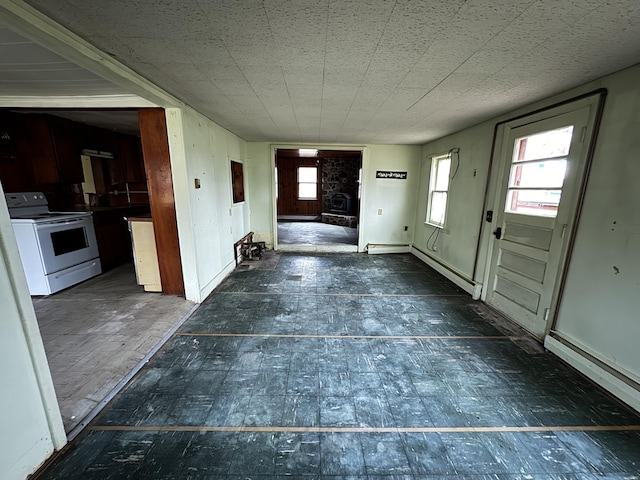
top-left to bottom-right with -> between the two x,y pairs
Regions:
0,113 -> 31,191
120,135 -> 145,183
1,113 -> 84,190
49,117 -> 83,183
92,205 -> 150,271
19,115 -> 58,185
128,217 -> 161,292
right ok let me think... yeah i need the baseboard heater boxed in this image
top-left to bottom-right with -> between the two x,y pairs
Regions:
545,332 -> 640,414
411,245 -> 482,299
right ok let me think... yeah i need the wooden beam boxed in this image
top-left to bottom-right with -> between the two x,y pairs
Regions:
138,108 -> 184,296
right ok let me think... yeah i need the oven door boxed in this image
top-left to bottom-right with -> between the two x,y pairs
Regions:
35,216 -> 99,274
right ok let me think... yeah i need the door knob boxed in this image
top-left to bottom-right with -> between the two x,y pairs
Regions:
493,227 -> 502,239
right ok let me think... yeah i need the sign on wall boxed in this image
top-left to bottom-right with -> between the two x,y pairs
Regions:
376,171 -> 407,179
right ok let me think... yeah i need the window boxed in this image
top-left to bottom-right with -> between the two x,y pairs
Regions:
426,154 -> 451,227
298,166 -> 318,200
505,126 -> 573,217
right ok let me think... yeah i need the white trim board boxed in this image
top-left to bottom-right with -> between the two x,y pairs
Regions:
545,335 -> 640,414
0,95 -> 157,108
198,259 -> 236,304
367,244 -> 411,254
411,246 -> 482,299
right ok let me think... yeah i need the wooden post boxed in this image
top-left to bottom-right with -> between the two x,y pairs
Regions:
138,108 -> 185,296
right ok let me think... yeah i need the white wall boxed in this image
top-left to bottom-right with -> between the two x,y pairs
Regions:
166,107 -> 249,303
553,66 -> 640,383
416,64 -> 640,405
245,143 -> 421,251
364,145 -> 421,249
246,142 -> 275,246
0,185 -> 66,480
414,126 -> 494,281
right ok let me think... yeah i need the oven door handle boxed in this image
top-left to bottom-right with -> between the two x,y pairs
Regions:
35,218 -> 91,230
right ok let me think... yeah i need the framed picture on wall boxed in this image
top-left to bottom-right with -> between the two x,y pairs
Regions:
231,160 -> 245,203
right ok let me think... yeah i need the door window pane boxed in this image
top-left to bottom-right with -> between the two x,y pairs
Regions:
514,126 -> 573,161
508,160 -> 567,189
506,189 -> 562,217
506,125 -> 574,217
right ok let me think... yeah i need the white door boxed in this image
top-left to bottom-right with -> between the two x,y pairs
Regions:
485,106 -> 593,338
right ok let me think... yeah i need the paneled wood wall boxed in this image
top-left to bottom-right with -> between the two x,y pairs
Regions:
276,157 -> 322,216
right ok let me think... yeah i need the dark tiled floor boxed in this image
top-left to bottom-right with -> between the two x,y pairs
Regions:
37,253 -> 640,479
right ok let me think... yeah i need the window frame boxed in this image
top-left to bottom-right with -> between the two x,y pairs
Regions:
426,153 -> 452,228
297,166 -> 318,200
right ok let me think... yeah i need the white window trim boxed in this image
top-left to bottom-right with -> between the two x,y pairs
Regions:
426,153 -> 451,228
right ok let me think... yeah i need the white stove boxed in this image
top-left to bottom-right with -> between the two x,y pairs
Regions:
6,192 -> 102,295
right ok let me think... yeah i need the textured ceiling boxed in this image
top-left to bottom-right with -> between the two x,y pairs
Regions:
14,1 -> 640,144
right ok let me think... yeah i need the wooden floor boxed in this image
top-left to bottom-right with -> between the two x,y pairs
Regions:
33,263 -> 196,433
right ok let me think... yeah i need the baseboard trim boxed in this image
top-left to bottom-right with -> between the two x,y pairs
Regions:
198,259 -> 236,303
544,335 -> 640,414
367,244 -> 411,254
411,246 -> 481,299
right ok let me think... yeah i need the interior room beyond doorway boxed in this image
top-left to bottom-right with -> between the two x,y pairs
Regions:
275,149 -> 362,249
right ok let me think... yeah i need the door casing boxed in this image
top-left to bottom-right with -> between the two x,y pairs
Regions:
481,95 -> 604,338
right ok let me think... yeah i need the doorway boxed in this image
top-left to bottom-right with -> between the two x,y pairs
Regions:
483,98 -> 600,338
275,148 -> 363,251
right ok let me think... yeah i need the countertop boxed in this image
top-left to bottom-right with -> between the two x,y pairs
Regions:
125,214 -> 153,222
72,204 -> 151,213
71,204 -> 151,225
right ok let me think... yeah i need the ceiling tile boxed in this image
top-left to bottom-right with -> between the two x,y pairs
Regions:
5,0 -> 639,143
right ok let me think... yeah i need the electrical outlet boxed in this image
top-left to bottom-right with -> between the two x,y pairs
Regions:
377,208 -> 382,215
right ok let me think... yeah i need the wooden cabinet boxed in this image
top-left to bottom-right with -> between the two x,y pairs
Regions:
0,113 -> 31,191
49,117 -> 83,183
0,112 -> 149,212
95,220 -> 131,271
1,112 -> 85,190
19,115 -> 59,186
0,156 -> 31,192
92,205 -> 150,271
120,135 -> 145,183
101,130 -> 125,185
